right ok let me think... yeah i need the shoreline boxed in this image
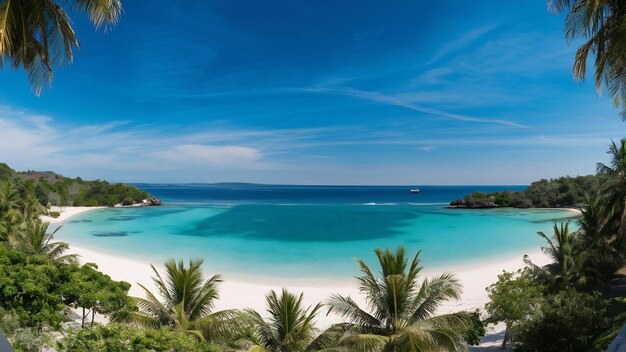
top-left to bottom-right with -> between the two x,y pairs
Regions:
66,243 -> 551,328
41,206 -> 106,224
49,205 -> 554,329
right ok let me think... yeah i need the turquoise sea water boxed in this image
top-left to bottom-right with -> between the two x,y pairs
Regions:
56,185 -> 579,280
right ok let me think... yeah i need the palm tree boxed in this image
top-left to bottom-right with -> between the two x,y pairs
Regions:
15,219 -> 77,263
597,139 -> 626,240
0,0 -> 122,95
548,1 -> 626,119
0,181 -> 20,241
0,181 -> 18,212
536,222 -> 580,284
327,247 -> 466,352
132,259 -> 237,341
242,289 -> 347,352
21,196 -> 43,222
575,193 -> 623,288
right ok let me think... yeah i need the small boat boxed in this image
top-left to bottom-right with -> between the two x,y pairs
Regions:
409,189 -> 420,193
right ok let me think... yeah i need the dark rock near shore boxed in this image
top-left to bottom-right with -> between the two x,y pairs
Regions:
113,197 -> 161,208
449,199 -> 499,209
144,197 -> 161,206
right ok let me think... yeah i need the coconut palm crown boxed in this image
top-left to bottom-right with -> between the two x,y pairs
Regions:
549,0 -> 626,119
15,220 -> 77,264
0,0 -> 122,95
134,259 -> 221,327
596,139 -> 626,240
327,246 -> 466,352
244,289 -> 342,352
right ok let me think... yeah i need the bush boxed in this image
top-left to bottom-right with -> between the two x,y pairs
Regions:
513,289 -> 610,352
0,308 -> 52,352
48,211 -> 61,218
56,324 -> 222,352
84,199 -> 99,206
458,310 -> 486,345
0,249 -> 69,329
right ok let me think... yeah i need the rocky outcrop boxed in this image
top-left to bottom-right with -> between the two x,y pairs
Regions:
450,199 -> 466,208
449,199 -> 499,209
114,197 -> 161,208
143,197 -> 161,206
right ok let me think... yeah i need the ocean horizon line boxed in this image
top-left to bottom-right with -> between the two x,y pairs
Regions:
127,182 -> 531,187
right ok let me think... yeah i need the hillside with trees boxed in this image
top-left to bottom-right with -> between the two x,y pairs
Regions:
0,163 -> 156,207
451,175 -> 602,209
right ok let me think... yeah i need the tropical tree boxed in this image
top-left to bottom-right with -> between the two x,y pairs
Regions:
548,1 -> 626,119
241,289 -> 347,352
485,269 -> 544,350
597,139 -> 626,240
327,247 -> 467,352
575,193 -> 622,288
0,0 -> 122,95
536,222 -> 580,283
60,263 -> 134,327
14,220 -> 76,264
132,259 -> 237,342
0,181 -> 20,241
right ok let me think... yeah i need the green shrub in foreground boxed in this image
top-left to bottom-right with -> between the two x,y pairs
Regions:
513,289 -> 610,352
56,324 -> 222,352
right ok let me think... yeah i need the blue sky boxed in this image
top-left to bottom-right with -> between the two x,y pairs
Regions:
0,0 -> 624,184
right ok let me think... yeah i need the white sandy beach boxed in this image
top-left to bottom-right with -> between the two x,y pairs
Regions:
45,207 -> 553,316
41,206 -> 105,224
46,206 -> 554,348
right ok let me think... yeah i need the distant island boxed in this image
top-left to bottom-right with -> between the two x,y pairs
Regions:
0,163 -> 160,208
449,175 -> 600,209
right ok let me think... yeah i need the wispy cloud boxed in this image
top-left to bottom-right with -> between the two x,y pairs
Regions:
0,103 -> 618,183
295,87 -> 528,128
425,25 -> 497,66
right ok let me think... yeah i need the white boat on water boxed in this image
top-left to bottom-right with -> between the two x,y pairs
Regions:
409,189 -> 420,193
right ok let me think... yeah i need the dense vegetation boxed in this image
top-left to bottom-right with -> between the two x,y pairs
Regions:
483,139 -> 626,350
452,174 -> 601,208
0,163 -> 152,207
2,139 -> 626,351
0,165 -> 484,351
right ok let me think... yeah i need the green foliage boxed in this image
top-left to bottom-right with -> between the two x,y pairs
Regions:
0,248 -> 70,329
458,310 -> 486,346
13,220 -> 77,264
131,259 -> 240,344
513,289 -> 610,352
0,0 -> 122,95
0,163 -> 153,207
56,324 -> 221,352
459,175 -> 601,208
48,211 -> 60,218
549,0 -> 626,119
241,289 -> 331,352
0,164 -> 13,181
0,308 -> 52,352
60,263 -> 135,327
485,269 -> 544,348
327,246 -> 468,351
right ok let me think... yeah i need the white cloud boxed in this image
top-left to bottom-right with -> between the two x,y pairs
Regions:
425,25 -> 497,65
0,105 -> 618,184
298,87 -> 528,128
